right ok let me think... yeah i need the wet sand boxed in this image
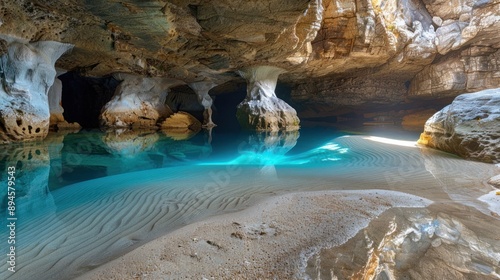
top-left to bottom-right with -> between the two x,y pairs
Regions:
77,190 -> 431,279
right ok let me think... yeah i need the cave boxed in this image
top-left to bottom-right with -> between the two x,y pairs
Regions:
0,1 -> 499,279
60,72 -> 119,128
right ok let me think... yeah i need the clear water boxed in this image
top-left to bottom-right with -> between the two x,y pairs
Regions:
0,127 -> 499,279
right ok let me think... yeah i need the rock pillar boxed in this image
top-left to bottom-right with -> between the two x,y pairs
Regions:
237,66 -> 299,131
0,40 -> 73,143
100,74 -> 183,128
189,81 -> 217,128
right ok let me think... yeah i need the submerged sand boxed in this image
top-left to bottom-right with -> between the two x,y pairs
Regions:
3,135 -> 499,280
77,190 -> 431,279
75,136 -> 500,280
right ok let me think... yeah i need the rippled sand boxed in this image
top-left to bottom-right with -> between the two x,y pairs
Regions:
1,135 -> 499,280
77,190 -> 431,279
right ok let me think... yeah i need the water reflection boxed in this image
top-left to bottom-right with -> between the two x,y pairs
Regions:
0,129 -> 498,280
420,146 -> 499,219
232,131 -> 299,167
0,139 -> 57,217
305,205 -> 500,279
44,130 -> 213,189
102,128 -> 160,157
208,131 -> 349,167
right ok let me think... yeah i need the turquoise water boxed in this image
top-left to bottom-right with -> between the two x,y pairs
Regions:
0,127 -> 499,279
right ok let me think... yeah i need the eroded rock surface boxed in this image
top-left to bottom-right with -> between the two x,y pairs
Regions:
0,39 -> 72,143
418,89 -> 500,163
0,0 -> 498,139
48,69 -> 81,131
0,0 -> 497,87
161,111 -> 202,140
488,175 -> 500,188
100,74 -> 183,128
237,66 -> 300,131
48,76 -> 65,125
189,81 -> 217,128
409,47 -> 500,98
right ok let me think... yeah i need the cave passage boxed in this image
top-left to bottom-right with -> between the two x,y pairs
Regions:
60,72 -> 119,128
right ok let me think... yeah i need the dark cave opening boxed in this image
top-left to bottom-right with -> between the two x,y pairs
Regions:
166,85 -> 205,122
57,72 -> 454,132
210,81 -> 296,133
60,72 -> 119,128
212,82 -> 246,133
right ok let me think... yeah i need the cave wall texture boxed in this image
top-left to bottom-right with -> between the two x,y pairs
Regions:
0,0 -> 499,155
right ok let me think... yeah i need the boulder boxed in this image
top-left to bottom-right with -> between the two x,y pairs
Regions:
418,89 -> 500,163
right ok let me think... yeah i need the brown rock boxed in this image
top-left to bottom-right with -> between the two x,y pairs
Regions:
0,0 -> 499,141
409,48 -> 500,98
402,109 -> 437,131
161,112 -> 202,140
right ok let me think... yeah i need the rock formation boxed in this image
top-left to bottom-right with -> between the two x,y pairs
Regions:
409,48 -> 500,98
0,0 -> 498,141
401,109 -> 437,131
418,89 -> 500,163
100,74 -> 183,128
161,111 -> 202,140
290,0 -> 500,120
0,38 -> 72,143
189,81 -> 217,127
237,66 -> 300,131
489,175 -> 500,188
48,74 -> 65,125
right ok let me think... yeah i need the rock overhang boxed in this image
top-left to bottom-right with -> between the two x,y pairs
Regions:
0,0 -> 499,124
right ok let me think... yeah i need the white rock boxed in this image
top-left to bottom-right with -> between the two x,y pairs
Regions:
0,39 -> 73,142
478,191 -> 500,216
418,88 -> 500,163
432,16 -> 443,26
100,74 -> 183,128
189,81 -> 217,128
488,175 -> 500,188
237,66 -> 300,131
435,21 -> 469,54
48,77 -> 65,124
